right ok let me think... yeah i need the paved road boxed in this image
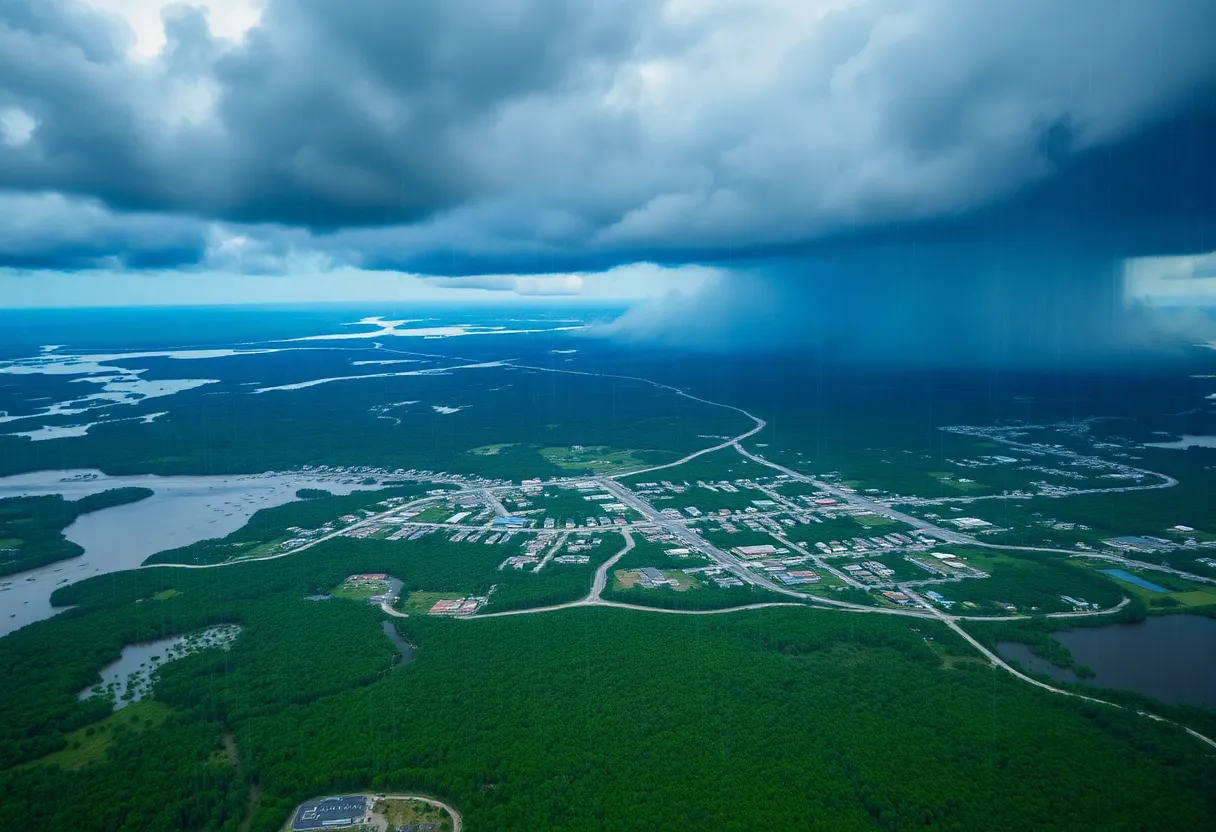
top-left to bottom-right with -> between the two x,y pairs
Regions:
969,543 -> 1216,586
134,359 -> 1216,752
587,530 -> 634,600
532,532 -> 570,572
901,586 -> 1216,751
731,443 -> 974,545
479,488 -> 510,517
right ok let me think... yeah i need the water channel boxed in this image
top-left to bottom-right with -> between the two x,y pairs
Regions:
997,615 -> 1216,709
381,620 -> 414,666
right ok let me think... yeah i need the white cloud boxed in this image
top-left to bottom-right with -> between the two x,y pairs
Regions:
1125,251 -> 1216,306
0,108 -> 36,147
79,0 -> 263,59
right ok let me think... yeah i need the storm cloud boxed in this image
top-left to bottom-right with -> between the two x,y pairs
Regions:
1,0 -> 1214,363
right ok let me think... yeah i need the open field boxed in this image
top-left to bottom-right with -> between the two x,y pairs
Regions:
18,700 -> 173,771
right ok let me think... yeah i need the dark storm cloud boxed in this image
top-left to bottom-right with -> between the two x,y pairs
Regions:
0,0 -> 1214,369
1,1 -> 1213,246
0,194 -> 206,270
0,0 -> 655,228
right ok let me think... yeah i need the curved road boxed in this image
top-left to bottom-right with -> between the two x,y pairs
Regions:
135,360 -> 1216,752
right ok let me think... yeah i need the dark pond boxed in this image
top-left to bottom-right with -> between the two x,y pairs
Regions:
997,615 -> 1216,709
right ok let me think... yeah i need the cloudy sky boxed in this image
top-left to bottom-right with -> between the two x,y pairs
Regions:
2,0 -> 1214,362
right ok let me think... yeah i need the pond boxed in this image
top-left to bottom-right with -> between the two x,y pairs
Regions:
1101,569 -> 1168,593
79,624 -> 242,710
998,615 -> 1216,709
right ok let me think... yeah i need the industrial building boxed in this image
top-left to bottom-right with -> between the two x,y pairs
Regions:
292,796 -> 368,830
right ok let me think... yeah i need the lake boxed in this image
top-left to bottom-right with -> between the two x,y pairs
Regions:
0,468 -> 379,638
1143,434 -> 1216,450
998,615 -> 1216,709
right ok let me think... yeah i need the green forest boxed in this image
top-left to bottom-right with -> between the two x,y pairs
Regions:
0,369 -> 750,483
3,531 -> 1214,831
0,488 -> 153,576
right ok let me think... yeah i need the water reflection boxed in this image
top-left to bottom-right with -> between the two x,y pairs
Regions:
997,616 -> 1216,709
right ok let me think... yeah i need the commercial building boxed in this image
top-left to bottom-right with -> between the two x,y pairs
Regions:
733,544 -> 778,558
292,796 -> 368,830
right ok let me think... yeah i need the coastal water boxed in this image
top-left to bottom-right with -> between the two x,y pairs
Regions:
1143,434 -> 1216,450
0,469 -> 379,638
997,615 -> 1216,709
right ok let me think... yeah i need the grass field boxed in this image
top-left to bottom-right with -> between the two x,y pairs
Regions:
614,570 -> 642,589
22,701 -> 173,771
373,797 -> 453,831
928,473 -> 988,492
410,504 -> 458,523
331,580 -> 387,601
540,445 -> 652,474
399,591 -> 465,614
853,513 -> 899,527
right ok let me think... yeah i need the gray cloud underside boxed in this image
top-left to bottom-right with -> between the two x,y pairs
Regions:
1,0 -> 1215,273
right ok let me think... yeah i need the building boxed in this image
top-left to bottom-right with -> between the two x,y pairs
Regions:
492,515 -> 527,527
733,544 -> 778,558
950,517 -> 993,529
292,796 -> 368,831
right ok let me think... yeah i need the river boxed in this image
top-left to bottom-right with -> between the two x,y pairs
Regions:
997,615 -> 1216,709
0,469 -> 380,638
381,619 -> 414,666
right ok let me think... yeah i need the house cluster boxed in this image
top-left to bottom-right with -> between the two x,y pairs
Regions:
499,532 -> 560,569
922,589 -> 954,609
736,548 -> 822,586
842,561 -> 896,584
682,565 -> 747,588
808,530 -> 932,556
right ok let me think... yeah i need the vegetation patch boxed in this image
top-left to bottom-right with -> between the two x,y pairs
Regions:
21,700 -> 173,771
400,591 -> 465,614
371,797 -> 453,831
331,574 -> 391,601
467,443 -> 518,456
0,487 -> 154,576
539,445 -> 652,474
